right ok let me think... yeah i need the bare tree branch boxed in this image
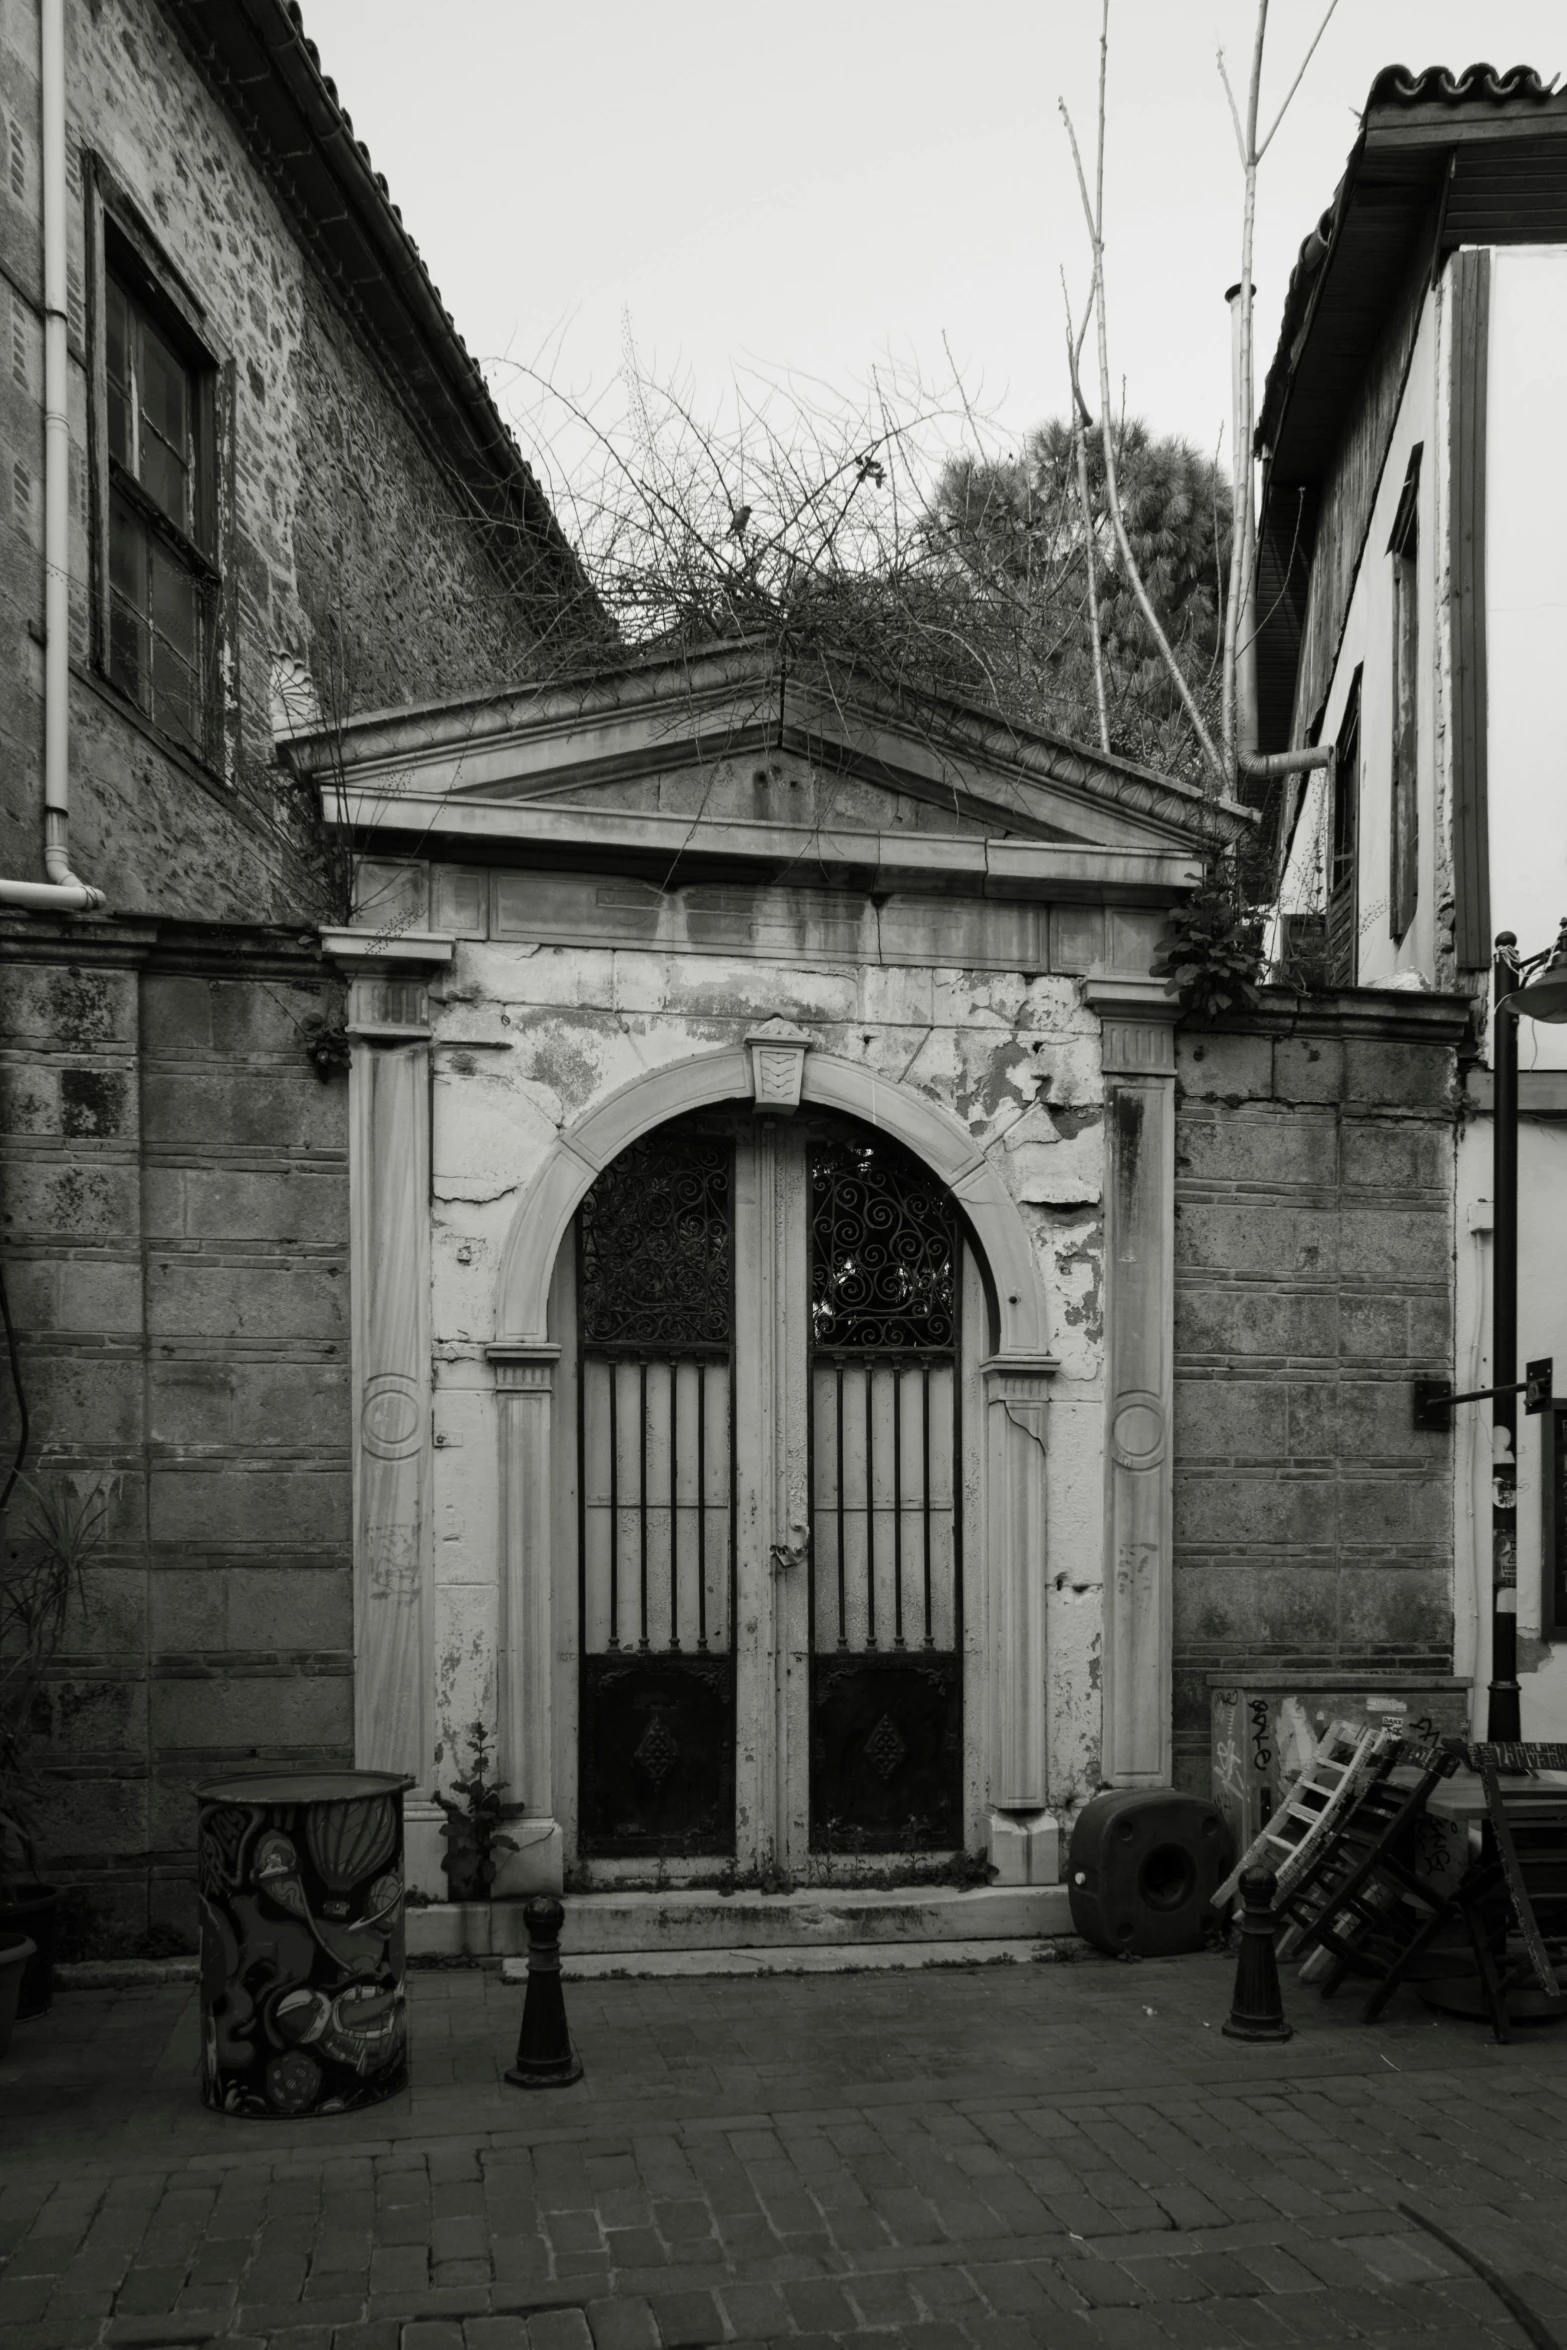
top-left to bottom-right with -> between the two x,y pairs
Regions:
1258,0 -> 1343,157
1060,269 -> 1109,754
1216,47 -> 1249,166
1060,76 -> 1227,791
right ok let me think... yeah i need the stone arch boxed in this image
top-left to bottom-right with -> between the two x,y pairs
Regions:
494,1045 -> 1050,1358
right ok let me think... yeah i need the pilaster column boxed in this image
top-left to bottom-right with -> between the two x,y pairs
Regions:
323,930 -> 453,1839
982,1349 -> 1057,1881
1085,976 -> 1180,1787
487,1341 -> 564,1892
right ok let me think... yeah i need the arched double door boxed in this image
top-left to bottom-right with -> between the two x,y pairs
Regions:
550,1107 -> 984,1881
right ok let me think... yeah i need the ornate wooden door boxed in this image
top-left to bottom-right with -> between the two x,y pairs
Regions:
571,1110 -> 964,1875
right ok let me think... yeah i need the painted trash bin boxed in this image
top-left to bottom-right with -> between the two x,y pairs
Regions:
195,1769 -> 411,2118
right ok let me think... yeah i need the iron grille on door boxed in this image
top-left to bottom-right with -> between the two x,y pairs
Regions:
807,1123 -> 963,1851
577,1124 -> 736,1855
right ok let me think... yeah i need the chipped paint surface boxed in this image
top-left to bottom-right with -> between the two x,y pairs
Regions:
407,878 -> 1116,1831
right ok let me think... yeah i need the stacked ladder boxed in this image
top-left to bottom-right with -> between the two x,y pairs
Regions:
1213,1721 -> 1393,1913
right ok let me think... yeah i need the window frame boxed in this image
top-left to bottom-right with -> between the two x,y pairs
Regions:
1387,445 -> 1422,945
83,154 -> 235,777
1326,664 -> 1362,988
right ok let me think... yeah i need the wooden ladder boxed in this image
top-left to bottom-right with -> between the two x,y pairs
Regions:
1213,1720 -> 1389,1912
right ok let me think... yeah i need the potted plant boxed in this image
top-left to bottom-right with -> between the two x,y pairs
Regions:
1,1470 -> 106,2017
433,1722 -> 518,1901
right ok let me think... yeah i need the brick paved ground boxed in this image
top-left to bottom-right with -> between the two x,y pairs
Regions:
2,1948 -> 1565,2350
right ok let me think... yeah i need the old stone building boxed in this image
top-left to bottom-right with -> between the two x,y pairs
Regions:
0,0 -> 579,1947
284,644 -> 1467,1935
1265,65 -> 1567,1740
3,1 -> 1480,1957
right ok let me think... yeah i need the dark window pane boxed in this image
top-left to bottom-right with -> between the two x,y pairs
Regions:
108,494 -> 144,604
153,632 -> 198,749
151,540 -> 197,664
103,268 -> 214,754
139,429 -> 187,529
108,596 -> 147,709
105,278 -> 129,398
106,383 -> 129,470
138,319 -> 188,453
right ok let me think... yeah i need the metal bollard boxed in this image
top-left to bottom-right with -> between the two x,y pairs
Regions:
1221,1865 -> 1293,2043
505,1895 -> 584,2089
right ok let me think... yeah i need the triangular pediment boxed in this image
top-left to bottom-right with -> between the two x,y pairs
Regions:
285,641 -> 1252,868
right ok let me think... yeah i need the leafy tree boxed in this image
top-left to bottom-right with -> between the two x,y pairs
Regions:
929,418 -> 1231,791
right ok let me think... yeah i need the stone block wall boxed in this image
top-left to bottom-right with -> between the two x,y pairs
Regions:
0,0 -> 566,1944
1171,991 -> 1469,1791
0,921 -> 349,1949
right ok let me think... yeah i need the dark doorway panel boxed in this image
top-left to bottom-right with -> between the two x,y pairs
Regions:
576,1123 -> 737,1857
806,1123 -> 963,1851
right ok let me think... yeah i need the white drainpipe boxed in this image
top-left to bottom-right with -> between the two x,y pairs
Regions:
0,0 -> 105,914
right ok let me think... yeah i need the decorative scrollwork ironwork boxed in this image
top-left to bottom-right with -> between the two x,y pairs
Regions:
579,1125 -> 732,1349
810,1129 -> 957,1351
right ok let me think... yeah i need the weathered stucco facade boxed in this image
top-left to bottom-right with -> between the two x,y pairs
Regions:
292,650 -> 1251,1900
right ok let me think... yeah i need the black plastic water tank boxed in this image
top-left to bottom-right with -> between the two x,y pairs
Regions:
1067,1788 -> 1232,1957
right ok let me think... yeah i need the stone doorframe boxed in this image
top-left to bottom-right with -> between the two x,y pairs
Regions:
489,1030 -> 1058,1891
1083,977 -> 1180,1789
326,927 -> 457,1884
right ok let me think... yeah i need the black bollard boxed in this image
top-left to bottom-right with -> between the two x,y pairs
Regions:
505,1895 -> 584,2089
1221,1865 -> 1294,2043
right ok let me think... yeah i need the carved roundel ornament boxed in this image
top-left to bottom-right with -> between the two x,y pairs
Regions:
1110,1390 -> 1166,1471
360,1371 -> 423,1461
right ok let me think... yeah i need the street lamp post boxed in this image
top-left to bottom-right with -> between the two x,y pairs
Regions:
1490,934 -> 1523,1741
1487,922 -> 1567,1740
1417,924 -> 1567,1739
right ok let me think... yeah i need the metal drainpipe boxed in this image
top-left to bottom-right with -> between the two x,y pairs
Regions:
1227,282 -> 1259,766
0,0 -> 105,914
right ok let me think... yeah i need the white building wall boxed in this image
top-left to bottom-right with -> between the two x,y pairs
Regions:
1280,250 -> 1567,1738
1455,1110 -> 1567,1738
1487,246 -> 1567,1058
1279,295 -> 1441,986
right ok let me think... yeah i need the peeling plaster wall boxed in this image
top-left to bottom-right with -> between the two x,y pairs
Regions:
417,914 -> 1113,1823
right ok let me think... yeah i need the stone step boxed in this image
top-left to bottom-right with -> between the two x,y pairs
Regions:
407,1882 -> 1072,1959
506,1935 -> 1075,1981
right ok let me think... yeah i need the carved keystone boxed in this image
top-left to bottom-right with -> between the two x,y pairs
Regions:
745,1019 -> 815,1115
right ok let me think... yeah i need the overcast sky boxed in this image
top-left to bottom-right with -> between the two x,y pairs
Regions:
306,0 -> 1563,485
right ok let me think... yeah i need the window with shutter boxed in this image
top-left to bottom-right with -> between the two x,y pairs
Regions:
103,263 -> 217,756
1388,449 -> 1422,943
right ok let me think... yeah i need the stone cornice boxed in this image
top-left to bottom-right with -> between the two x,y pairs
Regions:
313,797 -> 1204,907
1191,985 -> 1473,1047
1081,976 -> 1183,1019
0,916 -> 330,981
320,929 -> 457,973
1084,976 -> 1182,1079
